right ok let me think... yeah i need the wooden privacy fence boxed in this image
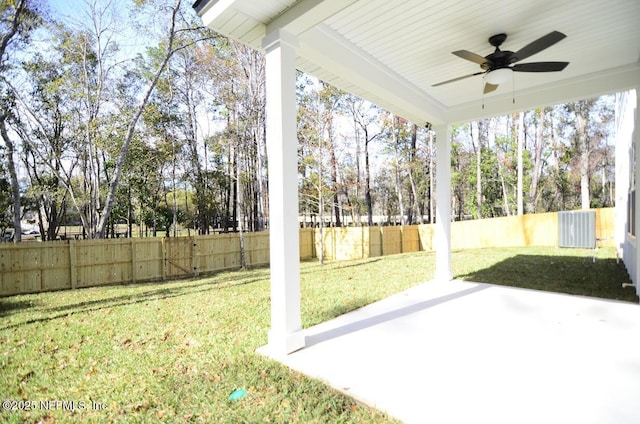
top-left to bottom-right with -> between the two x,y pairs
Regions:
1,231 -> 315,296
316,208 -> 614,260
1,209 -> 614,296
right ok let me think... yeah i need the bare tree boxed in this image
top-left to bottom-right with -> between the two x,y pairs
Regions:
348,97 -> 381,226
517,111 -> 524,215
469,121 -> 483,218
528,108 -> 546,213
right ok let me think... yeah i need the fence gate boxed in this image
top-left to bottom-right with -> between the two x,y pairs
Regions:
164,237 -> 197,278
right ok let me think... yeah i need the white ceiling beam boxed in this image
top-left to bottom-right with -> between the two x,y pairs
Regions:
446,63 -> 640,124
299,25 -> 447,125
266,0 -> 358,37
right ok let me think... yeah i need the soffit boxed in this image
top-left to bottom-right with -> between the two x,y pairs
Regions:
196,0 -> 640,125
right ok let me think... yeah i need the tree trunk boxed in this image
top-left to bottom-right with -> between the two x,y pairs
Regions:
494,118 -> 511,216
318,149 -> 325,264
223,140 -> 232,232
549,111 -> 564,210
171,139 -> 178,237
577,113 -> 590,209
0,119 -> 21,242
407,124 -> 421,224
231,146 -> 238,232
365,134 -> 373,226
328,122 -> 341,227
528,108 -> 545,213
354,116 -> 362,226
257,123 -> 268,231
237,145 -> 246,269
470,121 -> 482,218
392,117 -> 405,224
517,111 -> 524,215
429,130 -> 434,224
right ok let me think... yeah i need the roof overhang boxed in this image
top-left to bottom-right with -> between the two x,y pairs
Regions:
194,0 -> 640,125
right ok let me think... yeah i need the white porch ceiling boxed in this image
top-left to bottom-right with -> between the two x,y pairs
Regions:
195,0 -> 640,125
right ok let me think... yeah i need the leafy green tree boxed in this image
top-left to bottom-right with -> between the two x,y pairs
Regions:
0,0 -> 42,242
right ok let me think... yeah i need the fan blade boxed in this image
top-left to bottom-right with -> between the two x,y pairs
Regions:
513,61 -> 569,72
513,31 -> 566,62
432,71 -> 485,87
484,83 -> 498,94
452,50 -> 489,66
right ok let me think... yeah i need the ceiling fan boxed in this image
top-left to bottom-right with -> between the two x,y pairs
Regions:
432,31 -> 569,94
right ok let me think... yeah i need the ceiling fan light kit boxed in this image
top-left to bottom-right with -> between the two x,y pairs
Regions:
485,67 -> 512,85
432,31 -> 569,95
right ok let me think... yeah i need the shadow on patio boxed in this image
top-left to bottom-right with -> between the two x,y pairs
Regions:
305,284 -> 488,347
265,279 -> 640,424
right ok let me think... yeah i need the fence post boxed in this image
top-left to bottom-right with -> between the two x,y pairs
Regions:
161,237 -> 167,281
69,240 -> 77,289
192,236 -> 199,277
130,238 -> 137,283
39,245 -> 44,292
312,228 -> 316,259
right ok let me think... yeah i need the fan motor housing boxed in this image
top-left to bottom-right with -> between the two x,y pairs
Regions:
482,50 -> 516,70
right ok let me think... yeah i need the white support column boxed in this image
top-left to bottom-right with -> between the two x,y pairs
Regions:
634,88 -> 640,294
263,30 -> 305,354
434,125 -> 452,281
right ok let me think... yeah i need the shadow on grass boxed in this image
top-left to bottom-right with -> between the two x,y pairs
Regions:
305,298 -> 376,328
299,258 -> 383,275
0,276 -> 267,331
0,299 -> 39,317
456,254 -> 639,303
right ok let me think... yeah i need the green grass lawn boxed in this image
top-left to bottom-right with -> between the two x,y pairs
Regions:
0,246 -> 636,423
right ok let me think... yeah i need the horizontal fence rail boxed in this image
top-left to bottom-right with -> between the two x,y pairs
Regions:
1,209 -> 614,297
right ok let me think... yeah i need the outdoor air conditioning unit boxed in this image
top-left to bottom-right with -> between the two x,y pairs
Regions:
558,210 -> 596,249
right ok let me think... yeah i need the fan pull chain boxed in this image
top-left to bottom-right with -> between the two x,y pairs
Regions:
482,78 -> 485,109
512,71 -> 515,104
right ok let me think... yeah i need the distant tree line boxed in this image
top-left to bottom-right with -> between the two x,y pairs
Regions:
0,0 -> 615,242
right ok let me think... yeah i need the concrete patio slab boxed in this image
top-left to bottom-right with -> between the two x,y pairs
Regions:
259,280 -> 640,424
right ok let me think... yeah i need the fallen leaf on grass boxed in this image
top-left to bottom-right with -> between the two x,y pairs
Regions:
85,366 -> 98,380
133,400 -> 150,411
34,412 -> 54,423
21,370 -> 35,382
